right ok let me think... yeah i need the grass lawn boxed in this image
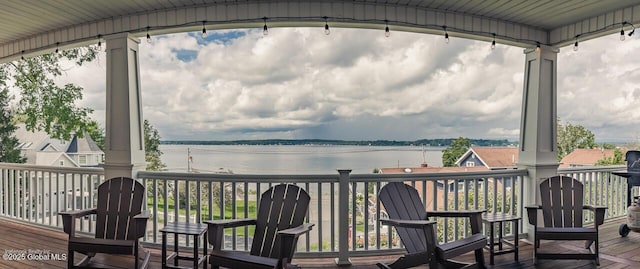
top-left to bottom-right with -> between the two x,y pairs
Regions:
148,197 -> 258,236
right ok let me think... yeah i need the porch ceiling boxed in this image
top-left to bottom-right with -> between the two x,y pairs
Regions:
2,0 -> 640,62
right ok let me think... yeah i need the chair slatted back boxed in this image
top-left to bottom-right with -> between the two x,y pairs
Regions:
94,177 -> 145,240
250,184 -> 310,260
539,176 -> 584,228
378,182 -> 429,254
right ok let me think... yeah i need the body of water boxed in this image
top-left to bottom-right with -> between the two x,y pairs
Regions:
160,144 -> 445,174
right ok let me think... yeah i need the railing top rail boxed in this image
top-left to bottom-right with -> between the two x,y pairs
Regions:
138,168 -> 529,182
350,168 -> 529,181
559,165 -> 626,173
137,170 -> 340,183
0,162 -> 104,174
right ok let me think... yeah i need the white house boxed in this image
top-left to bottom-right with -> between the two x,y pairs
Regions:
14,124 -> 104,167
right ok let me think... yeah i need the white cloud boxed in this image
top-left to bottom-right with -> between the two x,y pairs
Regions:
49,27 -> 640,143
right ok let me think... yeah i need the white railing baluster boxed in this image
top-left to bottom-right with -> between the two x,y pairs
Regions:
3,162 -> 636,260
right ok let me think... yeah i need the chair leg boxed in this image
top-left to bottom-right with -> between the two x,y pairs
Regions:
134,240 -> 139,269
474,248 -> 486,269
68,249 -> 74,269
595,238 -> 600,266
533,240 -> 538,265
584,239 -> 594,249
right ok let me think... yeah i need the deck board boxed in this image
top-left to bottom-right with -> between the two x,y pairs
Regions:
1,218 -> 639,268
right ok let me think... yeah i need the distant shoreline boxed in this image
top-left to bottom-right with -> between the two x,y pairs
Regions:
161,138 -> 515,147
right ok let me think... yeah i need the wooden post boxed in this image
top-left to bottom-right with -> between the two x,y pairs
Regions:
336,169 -> 352,266
517,44 -> 560,243
103,33 -> 146,180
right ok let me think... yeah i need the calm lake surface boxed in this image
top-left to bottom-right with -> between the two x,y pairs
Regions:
160,144 -> 445,174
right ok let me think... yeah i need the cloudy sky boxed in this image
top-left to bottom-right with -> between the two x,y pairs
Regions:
54,27 -> 640,142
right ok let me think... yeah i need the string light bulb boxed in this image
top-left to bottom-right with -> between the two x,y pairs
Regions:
384,20 -> 390,37
146,27 -> 152,43
97,34 -> 102,49
443,26 -> 449,43
573,37 -> 579,51
620,26 -> 626,41
324,17 -> 330,35
55,42 -> 59,54
21,50 -> 24,61
201,21 -> 207,38
491,33 -> 496,50
263,17 -> 269,35
535,42 -> 541,52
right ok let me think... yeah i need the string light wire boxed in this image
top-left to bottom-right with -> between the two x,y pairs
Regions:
7,16 -> 637,60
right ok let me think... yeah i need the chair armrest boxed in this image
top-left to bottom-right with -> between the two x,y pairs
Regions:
380,218 -> 436,229
584,205 -> 607,226
276,223 -> 315,268
204,218 -> 256,228
59,208 -> 97,218
525,205 -> 541,226
278,223 -> 314,237
205,219 -> 257,250
134,211 -> 151,220
133,211 -> 150,238
427,210 -> 485,233
426,209 -> 486,218
59,208 -> 97,235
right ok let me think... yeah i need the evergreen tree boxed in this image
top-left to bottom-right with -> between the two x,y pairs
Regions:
144,120 -> 166,171
0,88 -> 26,163
442,137 -> 471,167
86,120 -> 105,150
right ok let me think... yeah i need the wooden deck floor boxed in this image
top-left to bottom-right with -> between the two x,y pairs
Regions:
1,218 -> 639,268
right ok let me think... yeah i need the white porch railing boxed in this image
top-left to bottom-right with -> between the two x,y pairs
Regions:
0,163 -> 104,231
0,162 -> 635,260
559,165 -> 629,222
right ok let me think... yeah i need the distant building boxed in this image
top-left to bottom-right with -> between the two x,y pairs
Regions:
376,165 -> 505,212
560,149 -> 621,168
455,147 -> 519,170
376,147 -> 518,206
14,124 -> 104,167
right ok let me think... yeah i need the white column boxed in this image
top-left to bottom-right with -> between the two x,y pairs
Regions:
103,33 -> 146,180
517,45 -> 560,242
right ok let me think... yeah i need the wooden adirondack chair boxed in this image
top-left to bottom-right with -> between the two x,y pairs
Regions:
525,175 -> 607,265
60,176 -> 150,268
205,184 -> 314,269
377,182 -> 486,269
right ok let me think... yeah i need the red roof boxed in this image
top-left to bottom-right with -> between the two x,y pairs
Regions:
457,147 -> 519,169
560,149 -> 618,168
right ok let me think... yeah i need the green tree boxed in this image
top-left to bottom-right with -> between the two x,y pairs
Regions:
595,148 -> 625,166
557,119 -> 595,161
85,120 -> 105,150
442,137 -> 471,167
0,88 -> 26,163
0,47 -> 98,140
144,119 -> 166,171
